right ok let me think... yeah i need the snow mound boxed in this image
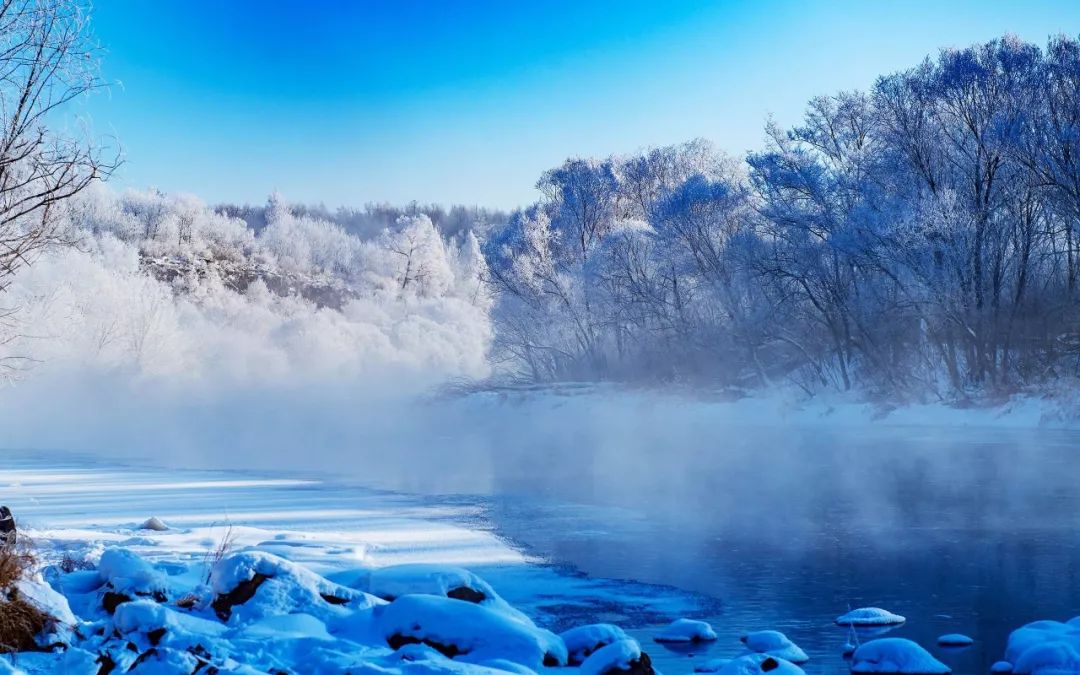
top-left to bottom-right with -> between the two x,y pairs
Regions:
740,630 -> 808,663
936,633 -> 973,647
113,599 -> 227,642
849,638 -> 950,674
989,661 -> 1013,673
138,517 -> 169,531
375,594 -> 567,670
836,607 -> 906,627
579,639 -> 649,675
209,550 -> 380,622
654,618 -> 717,643
1001,618 -> 1080,673
561,624 -> 631,665
711,653 -> 805,674
360,563 -> 529,623
97,548 -> 169,605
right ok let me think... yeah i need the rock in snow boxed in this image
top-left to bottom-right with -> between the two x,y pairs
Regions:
835,607 -> 907,627
849,638 -> 950,674
740,629 -> 809,663
654,618 -> 718,643
138,516 -> 169,531
936,633 -> 973,647
580,639 -> 654,675
712,653 -> 805,674
561,623 -> 632,665
360,562 -> 532,623
376,593 -> 568,669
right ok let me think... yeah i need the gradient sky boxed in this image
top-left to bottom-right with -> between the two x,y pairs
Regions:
83,0 -> 1080,210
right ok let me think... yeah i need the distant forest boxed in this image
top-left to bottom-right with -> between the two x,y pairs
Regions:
5,34 -> 1080,403
483,35 -> 1080,399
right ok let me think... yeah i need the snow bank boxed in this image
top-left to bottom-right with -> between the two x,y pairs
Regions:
849,638 -> 950,674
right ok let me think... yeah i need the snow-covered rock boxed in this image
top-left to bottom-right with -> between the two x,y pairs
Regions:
989,661 -> 1013,673
1001,618 -> 1080,673
740,630 -> 808,663
209,550 -> 379,622
560,624 -> 631,665
97,547 -> 169,608
710,653 -> 805,674
359,563 -> 530,623
849,638 -> 950,674
138,517 -> 169,531
375,594 -> 567,670
654,618 -> 717,643
936,633 -> 973,647
579,639 -> 653,675
835,607 -> 906,627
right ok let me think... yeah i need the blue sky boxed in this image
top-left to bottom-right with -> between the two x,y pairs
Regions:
84,0 -> 1080,210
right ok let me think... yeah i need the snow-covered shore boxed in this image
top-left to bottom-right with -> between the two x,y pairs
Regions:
0,450 -> 714,673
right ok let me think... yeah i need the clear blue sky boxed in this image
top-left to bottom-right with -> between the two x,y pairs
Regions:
83,0 -> 1080,210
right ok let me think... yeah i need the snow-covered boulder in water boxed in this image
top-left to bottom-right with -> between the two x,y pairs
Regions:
712,653 -> 805,674
740,630 -> 808,663
654,618 -> 718,643
375,594 -> 567,670
580,639 -> 654,675
849,638 -> 950,674
836,607 -> 906,627
936,633 -> 973,647
1001,618 -> 1080,673
561,624 -> 631,665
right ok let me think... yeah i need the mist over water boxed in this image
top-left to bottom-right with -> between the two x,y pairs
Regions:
3,381 -> 1074,673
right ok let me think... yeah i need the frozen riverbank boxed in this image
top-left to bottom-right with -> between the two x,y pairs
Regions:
0,450 -> 717,673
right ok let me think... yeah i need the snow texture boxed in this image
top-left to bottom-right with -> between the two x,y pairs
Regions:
835,607 -> 907,627
740,629 -> 808,663
936,633 -> 973,647
653,618 -> 717,643
849,638 -> 950,674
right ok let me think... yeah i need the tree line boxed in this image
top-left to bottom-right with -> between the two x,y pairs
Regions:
485,35 -> 1080,399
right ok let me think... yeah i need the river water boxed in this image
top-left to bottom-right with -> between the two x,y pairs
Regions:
380,421 -> 1080,674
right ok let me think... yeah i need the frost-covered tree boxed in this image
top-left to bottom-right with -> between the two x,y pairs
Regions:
0,0 -> 114,290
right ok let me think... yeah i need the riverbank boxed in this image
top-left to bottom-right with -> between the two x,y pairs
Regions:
0,450 -> 715,673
